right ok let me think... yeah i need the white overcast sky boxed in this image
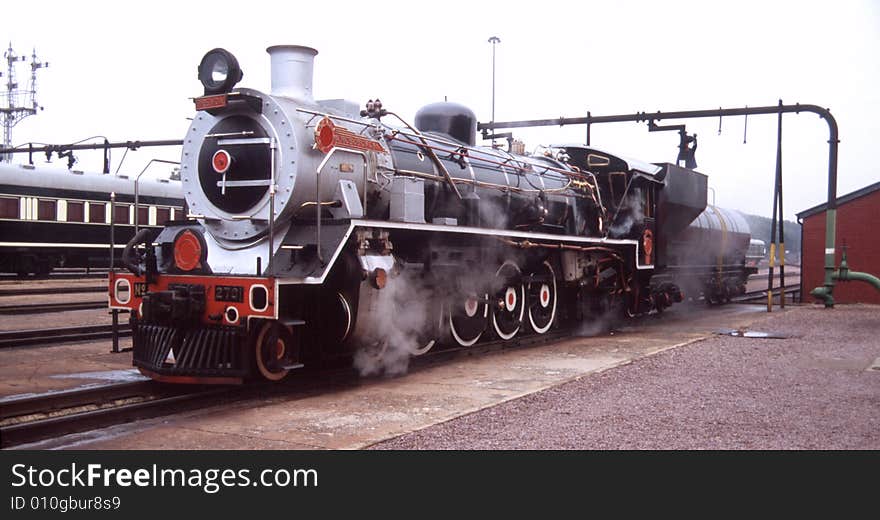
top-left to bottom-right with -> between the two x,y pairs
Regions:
5,0 -> 879,221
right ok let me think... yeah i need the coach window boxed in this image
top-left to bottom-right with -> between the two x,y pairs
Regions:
38,199 -> 57,221
89,202 -> 107,224
156,207 -> 171,225
67,201 -> 85,222
137,206 -> 149,227
0,196 -> 19,219
113,204 -> 130,224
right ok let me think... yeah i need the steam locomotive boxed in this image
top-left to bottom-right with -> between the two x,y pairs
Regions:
108,45 -> 754,384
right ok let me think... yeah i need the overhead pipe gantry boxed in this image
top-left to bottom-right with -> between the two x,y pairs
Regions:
479,103 -> 877,307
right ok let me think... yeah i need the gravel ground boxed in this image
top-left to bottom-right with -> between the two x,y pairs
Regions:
370,304 -> 880,450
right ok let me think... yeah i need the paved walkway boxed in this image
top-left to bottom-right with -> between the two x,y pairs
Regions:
373,304 -> 879,449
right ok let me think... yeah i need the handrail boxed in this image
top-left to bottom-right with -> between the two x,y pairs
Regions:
134,159 -> 180,236
314,147 -> 369,264
267,138 -> 276,275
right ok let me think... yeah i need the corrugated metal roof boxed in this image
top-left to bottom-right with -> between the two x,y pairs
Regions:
796,180 -> 880,220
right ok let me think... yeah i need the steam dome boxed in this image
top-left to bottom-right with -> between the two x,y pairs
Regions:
414,102 -> 477,146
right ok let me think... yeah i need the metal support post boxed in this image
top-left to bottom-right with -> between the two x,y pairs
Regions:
777,101 -> 786,308
110,191 -> 120,353
767,101 -> 782,311
111,309 -> 120,354
488,36 -> 500,147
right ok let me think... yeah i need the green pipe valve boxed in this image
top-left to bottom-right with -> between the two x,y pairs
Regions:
830,246 -> 880,294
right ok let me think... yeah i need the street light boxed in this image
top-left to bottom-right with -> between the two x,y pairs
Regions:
488,36 -> 500,146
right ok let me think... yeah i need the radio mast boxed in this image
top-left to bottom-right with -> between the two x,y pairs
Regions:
1,43 -> 48,162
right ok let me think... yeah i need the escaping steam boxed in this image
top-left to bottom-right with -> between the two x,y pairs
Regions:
352,268 -> 433,377
575,304 -> 618,338
351,247 -> 528,377
608,188 -> 643,237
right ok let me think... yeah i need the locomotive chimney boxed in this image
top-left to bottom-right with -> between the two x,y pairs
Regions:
266,45 -> 318,101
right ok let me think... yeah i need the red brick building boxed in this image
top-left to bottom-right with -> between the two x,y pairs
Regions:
797,181 -> 880,304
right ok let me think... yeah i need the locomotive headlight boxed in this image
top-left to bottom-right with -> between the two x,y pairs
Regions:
212,149 -> 232,174
173,229 -> 206,272
197,48 -> 243,95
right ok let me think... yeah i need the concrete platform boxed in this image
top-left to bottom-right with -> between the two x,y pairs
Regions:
0,337 -> 139,399
10,302 -> 800,449
0,279 -> 129,397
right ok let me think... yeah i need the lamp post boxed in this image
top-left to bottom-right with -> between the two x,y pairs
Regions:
488,36 -> 500,146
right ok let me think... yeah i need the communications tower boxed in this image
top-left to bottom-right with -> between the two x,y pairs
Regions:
1,43 -> 48,162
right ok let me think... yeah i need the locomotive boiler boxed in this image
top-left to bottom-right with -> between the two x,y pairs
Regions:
108,45 -> 752,384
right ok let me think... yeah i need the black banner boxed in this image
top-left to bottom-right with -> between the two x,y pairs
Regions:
1,450 -> 874,517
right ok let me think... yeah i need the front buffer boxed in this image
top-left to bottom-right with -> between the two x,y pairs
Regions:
109,272 -> 282,384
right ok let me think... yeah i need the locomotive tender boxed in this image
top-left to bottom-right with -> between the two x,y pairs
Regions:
108,45 -> 753,384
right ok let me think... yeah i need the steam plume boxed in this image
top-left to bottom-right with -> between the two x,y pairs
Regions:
352,269 -> 432,377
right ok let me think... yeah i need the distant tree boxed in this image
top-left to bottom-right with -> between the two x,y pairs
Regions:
742,213 -> 802,264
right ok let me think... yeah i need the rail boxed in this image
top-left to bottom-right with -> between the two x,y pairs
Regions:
0,382 -> 227,448
0,300 -> 106,315
0,380 -> 156,420
0,285 -> 105,297
0,324 -> 132,349
0,272 -> 108,281
733,284 -> 801,304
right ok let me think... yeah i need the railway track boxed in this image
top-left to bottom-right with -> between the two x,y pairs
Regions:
0,324 -> 131,349
734,284 -> 801,303
0,327 -> 573,448
0,285 -> 106,297
0,300 -> 107,315
0,271 -> 109,281
0,380 -> 230,448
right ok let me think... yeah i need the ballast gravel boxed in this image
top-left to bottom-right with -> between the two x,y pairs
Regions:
370,304 -> 880,450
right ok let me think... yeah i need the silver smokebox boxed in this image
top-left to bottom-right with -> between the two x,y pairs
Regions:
266,45 -> 318,100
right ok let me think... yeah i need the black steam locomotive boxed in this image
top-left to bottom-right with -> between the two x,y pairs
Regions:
108,46 -> 753,384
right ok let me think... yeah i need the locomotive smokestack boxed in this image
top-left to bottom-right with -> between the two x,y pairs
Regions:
266,45 -> 318,101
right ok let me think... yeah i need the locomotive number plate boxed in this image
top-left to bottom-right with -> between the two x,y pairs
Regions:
215,285 -> 244,303
134,282 -> 148,297
194,94 -> 228,111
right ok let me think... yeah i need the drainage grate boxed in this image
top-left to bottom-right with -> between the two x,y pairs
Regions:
715,329 -> 790,339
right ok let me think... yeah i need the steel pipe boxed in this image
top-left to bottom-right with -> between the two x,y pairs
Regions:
480,103 -> 844,306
